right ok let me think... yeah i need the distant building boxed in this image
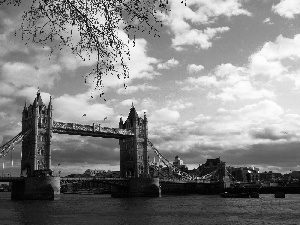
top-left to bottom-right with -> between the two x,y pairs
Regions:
173,156 -> 188,173
197,157 -> 230,187
260,171 -> 283,183
83,169 -> 106,177
173,156 -> 183,168
226,166 -> 260,183
290,171 -> 300,179
197,157 -> 222,177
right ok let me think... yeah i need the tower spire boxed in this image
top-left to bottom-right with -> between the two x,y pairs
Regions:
48,95 -> 52,106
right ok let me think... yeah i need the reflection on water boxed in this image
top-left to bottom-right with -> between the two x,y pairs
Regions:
1,192 -> 300,225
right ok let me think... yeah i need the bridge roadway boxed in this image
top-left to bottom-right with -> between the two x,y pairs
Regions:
52,121 -> 134,139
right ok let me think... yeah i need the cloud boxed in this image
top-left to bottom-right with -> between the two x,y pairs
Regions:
1,61 -> 61,88
151,100 -> 286,150
249,34 -> 300,87
117,84 -> 159,95
179,63 -> 276,101
208,80 -> 276,102
187,64 -> 205,73
0,82 -> 15,96
59,50 -> 98,72
98,37 -> 159,89
52,135 -> 120,165
120,98 -> 138,107
149,108 -> 180,124
157,58 -> 179,69
140,98 -> 156,110
178,75 -> 217,90
53,93 -> 114,123
164,0 -> 251,26
249,127 -> 294,141
221,141 -> 300,171
263,17 -> 273,25
178,33 -> 300,100
272,0 -> 300,19
160,0 -> 250,50
251,34 -> 300,61
167,100 -> 193,110
172,26 -> 230,50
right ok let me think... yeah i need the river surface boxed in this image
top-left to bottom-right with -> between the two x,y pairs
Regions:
1,192 -> 300,225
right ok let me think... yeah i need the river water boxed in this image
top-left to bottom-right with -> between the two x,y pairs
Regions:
1,192 -> 299,225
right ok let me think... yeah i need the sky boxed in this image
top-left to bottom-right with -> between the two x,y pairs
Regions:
1,0 -> 300,176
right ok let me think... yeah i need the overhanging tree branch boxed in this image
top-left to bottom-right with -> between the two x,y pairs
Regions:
1,0 -> 173,97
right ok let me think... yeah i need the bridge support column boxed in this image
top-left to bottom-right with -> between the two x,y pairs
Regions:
11,177 -> 60,200
111,177 -> 161,197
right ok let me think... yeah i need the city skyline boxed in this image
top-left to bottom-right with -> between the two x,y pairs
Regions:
1,0 -> 300,176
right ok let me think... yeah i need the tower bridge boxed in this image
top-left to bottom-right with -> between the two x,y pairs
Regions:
0,91 -> 225,200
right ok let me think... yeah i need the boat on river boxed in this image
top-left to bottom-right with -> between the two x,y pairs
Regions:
249,192 -> 259,198
274,192 -> 285,198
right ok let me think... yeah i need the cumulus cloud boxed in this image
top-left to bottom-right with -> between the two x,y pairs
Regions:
179,63 -> 276,101
157,58 -> 179,69
160,0 -> 250,50
172,26 -> 230,50
178,33 -> 300,101
249,34 -> 300,87
272,0 -> 300,19
187,64 -> 205,73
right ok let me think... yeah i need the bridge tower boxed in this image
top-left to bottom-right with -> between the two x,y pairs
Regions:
21,90 -> 53,177
119,104 -> 149,178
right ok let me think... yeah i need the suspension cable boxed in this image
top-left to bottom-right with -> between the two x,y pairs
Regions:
0,130 -> 31,159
